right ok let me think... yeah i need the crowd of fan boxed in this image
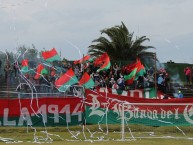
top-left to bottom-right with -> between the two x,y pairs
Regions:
74,63 -> 169,93
0,59 -> 185,95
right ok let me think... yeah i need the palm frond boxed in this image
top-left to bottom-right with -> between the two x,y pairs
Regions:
87,22 -> 155,64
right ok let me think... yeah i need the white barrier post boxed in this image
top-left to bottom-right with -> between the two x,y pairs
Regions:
121,103 -> 125,141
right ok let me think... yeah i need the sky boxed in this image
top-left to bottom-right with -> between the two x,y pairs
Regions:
0,0 -> 193,63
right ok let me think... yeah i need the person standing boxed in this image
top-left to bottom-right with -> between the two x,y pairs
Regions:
4,61 -> 12,83
184,67 -> 191,84
178,91 -> 183,98
13,62 -> 19,78
112,81 -> 119,89
157,74 -> 165,93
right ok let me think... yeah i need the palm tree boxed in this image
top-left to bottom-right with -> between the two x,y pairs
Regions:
88,22 -> 155,64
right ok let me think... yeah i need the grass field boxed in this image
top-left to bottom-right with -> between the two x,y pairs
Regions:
0,125 -> 193,145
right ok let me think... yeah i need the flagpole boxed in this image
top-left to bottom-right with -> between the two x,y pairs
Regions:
60,48 -> 61,57
154,52 -> 157,99
82,54 -> 86,126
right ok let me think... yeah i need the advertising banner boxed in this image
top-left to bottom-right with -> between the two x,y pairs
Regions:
98,87 -> 167,99
85,89 -> 193,126
0,97 -> 84,126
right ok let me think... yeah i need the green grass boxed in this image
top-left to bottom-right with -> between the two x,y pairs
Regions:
0,125 -> 193,144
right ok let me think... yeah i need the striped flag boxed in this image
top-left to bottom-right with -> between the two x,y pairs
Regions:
94,52 -> 108,66
55,68 -> 78,92
94,53 -> 111,72
21,59 -> 29,73
34,64 -> 48,79
124,68 -> 137,84
124,59 -> 146,84
42,48 -> 61,62
79,72 -> 95,89
134,59 -> 146,80
74,55 -> 92,64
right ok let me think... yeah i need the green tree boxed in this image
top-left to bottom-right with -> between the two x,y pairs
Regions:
17,44 -> 38,61
88,22 -> 155,64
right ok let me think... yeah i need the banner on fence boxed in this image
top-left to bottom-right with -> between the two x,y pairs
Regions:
0,97 -> 84,126
85,89 -> 193,126
1,89 -> 193,127
98,87 -> 167,99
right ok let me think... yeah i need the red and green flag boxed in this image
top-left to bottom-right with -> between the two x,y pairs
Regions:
94,52 -> 108,66
21,59 -> 29,73
74,55 -> 92,64
97,56 -> 111,72
134,59 -> 146,80
42,48 -> 61,62
125,61 -> 136,71
34,64 -> 48,79
124,68 -> 137,84
79,72 -> 95,89
94,53 -> 111,72
125,59 -> 146,83
55,68 -> 78,92
126,59 -> 145,72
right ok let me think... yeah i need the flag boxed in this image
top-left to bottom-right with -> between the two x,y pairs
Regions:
126,59 -> 144,72
125,61 -> 137,71
55,68 -> 78,92
94,53 -> 111,72
74,55 -> 91,64
97,56 -> 111,72
34,64 -> 48,79
134,59 -> 146,80
42,48 -> 61,62
124,68 -> 137,84
125,59 -> 146,83
50,67 -> 56,76
21,59 -> 29,73
79,72 -> 95,89
94,52 -> 108,66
